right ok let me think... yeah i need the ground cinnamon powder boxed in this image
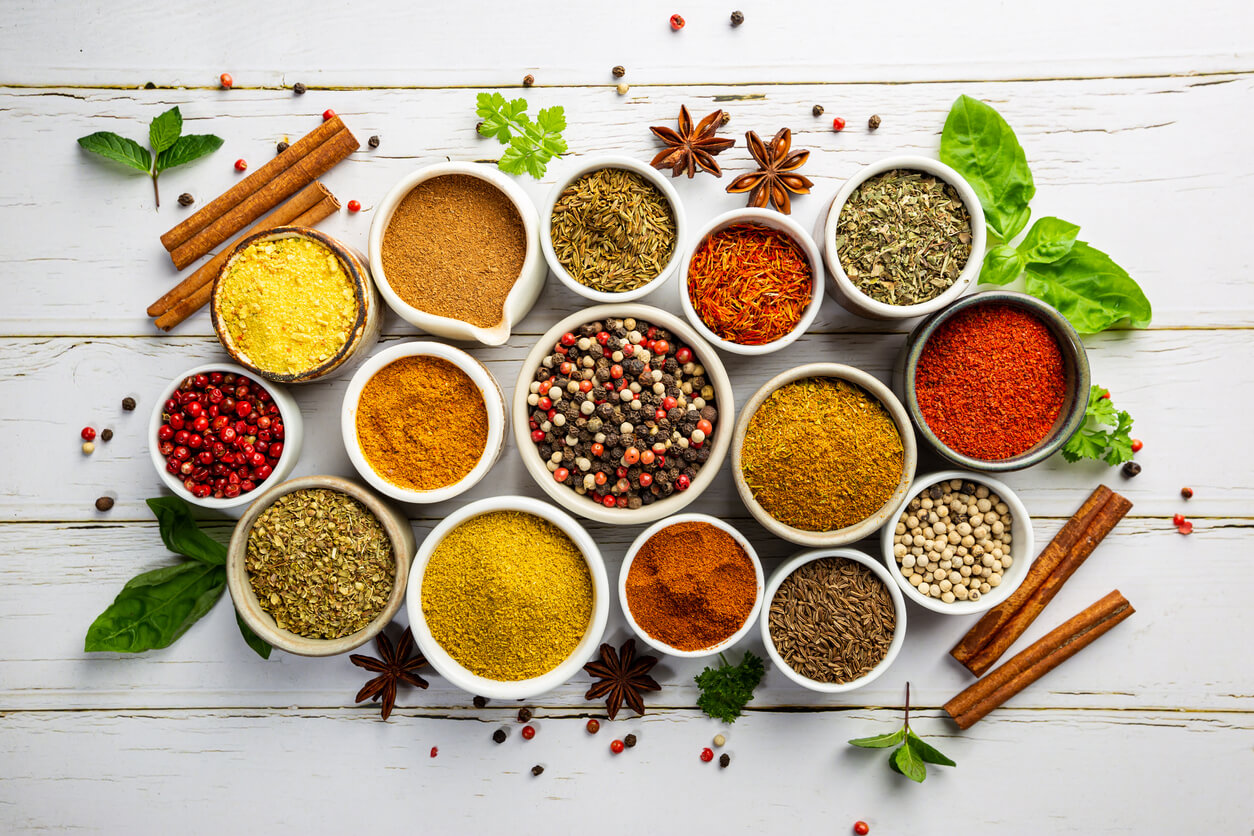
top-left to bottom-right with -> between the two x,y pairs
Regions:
355,355 -> 488,491
625,521 -> 757,652
380,174 -> 526,328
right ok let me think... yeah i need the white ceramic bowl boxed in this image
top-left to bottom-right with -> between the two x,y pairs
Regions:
541,155 -> 686,304
879,470 -> 1035,616
761,548 -> 907,693
368,162 -> 546,345
406,496 -> 610,700
731,363 -> 917,546
680,208 -> 824,356
618,513 -> 765,658
340,341 -> 507,504
227,475 -> 415,657
148,363 -> 304,510
512,303 -> 735,525
815,155 -> 987,321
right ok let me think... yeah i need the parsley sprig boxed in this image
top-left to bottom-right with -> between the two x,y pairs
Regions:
475,93 -> 567,179
848,682 -> 956,783
694,651 -> 766,723
1061,385 -> 1136,465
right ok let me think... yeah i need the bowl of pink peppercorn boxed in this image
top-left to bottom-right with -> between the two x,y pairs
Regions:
148,363 -> 304,509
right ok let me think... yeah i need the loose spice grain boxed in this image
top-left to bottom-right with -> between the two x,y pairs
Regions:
355,355 -> 488,492
381,174 -> 526,328
741,378 -> 904,531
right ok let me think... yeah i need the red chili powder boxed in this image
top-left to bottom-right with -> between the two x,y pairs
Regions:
914,303 -> 1066,460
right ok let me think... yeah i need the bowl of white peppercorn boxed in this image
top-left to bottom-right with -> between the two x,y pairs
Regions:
879,471 -> 1034,615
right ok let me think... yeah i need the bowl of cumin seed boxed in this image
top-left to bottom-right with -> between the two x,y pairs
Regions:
761,548 -> 906,693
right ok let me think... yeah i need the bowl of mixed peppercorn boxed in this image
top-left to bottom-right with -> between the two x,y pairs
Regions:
512,304 -> 734,525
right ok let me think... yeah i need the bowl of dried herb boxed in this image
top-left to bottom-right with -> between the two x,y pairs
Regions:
817,155 -> 986,320
226,474 -> 414,657
542,155 -> 684,304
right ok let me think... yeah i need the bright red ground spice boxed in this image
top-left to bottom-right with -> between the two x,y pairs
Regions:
914,303 -> 1066,461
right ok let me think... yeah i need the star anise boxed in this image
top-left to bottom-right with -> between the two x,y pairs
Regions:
725,127 -> 814,214
350,626 -> 429,720
649,105 -> 736,178
583,638 -> 661,720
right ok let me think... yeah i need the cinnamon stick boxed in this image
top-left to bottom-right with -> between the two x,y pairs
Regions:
160,116 -> 346,253
951,486 -> 1132,677
944,590 -> 1134,729
153,190 -> 341,332
148,182 -> 334,318
166,120 -> 357,269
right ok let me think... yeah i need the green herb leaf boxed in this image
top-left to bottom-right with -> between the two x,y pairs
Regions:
1024,241 -> 1152,333
77,131 -> 152,173
1061,385 -> 1136,465
146,496 -> 226,566
474,94 -> 566,179
892,739 -> 928,783
979,243 -> 1026,286
1103,410 -> 1136,466
155,134 -> 224,174
475,92 -> 531,144
148,106 -> 183,154
848,728 -> 906,749
1018,216 -> 1080,264
236,611 -> 272,659
694,651 -> 766,723
84,561 -> 226,653
906,731 -> 957,767
939,95 -> 1035,240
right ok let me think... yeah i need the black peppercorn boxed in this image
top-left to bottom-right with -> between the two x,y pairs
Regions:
475,120 -> 484,135
612,65 -> 626,78
719,753 -> 730,768
1122,461 -> 1142,478
95,496 -> 114,512
531,765 -> 544,776
100,428 -> 114,442
812,104 -> 824,117
144,82 -> 156,90
473,696 -> 487,708
868,114 -> 882,131
276,141 -> 289,155
730,10 -> 744,25
368,135 -> 380,149
927,484 -> 943,500
293,82 -> 306,95
121,397 -> 137,411
492,729 -> 507,744
623,733 -> 637,748
177,193 -> 194,207
517,707 -> 533,722
523,74 -> 535,87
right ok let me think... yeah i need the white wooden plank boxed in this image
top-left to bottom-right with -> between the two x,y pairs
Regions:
1,0 -> 1252,86
0,708 -> 1250,834
0,76 -> 1251,334
1,516 -> 1246,712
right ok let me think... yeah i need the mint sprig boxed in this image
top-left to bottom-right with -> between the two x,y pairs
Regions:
475,92 -> 567,179
78,106 -> 222,208
1061,385 -> 1136,465
848,683 -> 956,783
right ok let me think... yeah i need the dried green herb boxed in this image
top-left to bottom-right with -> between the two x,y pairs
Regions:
245,489 -> 395,640
835,169 -> 973,306
550,167 -> 676,293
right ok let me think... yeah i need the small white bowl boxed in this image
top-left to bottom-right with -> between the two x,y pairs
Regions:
761,548 -> 907,693
618,513 -> 765,658
340,341 -> 507,504
680,208 -> 824,356
368,162 -> 546,346
406,496 -> 610,700
148,363 -> 304,510
815,155 -> 987,321
512,303 -> 735,526
541,155 -> 686,304
731,363 -> 917,546
879,470 -> 1035,616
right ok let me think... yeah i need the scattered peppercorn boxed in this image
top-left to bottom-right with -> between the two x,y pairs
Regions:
234,159 -> 248,172
531,765 -> 544,776
81,427 -> 97,441
1121,461 -> 1142,478
95,496 -> 115,512
521,724 -> 536,740
832,117 -> 846,132
854,822 -> 870,836
616,83 -> 630,96
322,109 -> 336,121
81,442 -> 95,455
719,753 -> 730,768
144,82 -> 156,90
177,193 -> 194,207
1172,513 -> 1186,526
1181,486 -> 1194,499
518,707 -> 533,723
293,82 -> 307,95
700,747 -> 714,762
473,696 -> 487,708
493,729 -> 508,744
730,10 -> 744,25
347,200 -> 362,213
368,135 -> 380,149
219,73 -> 233,89
122,397 -> 137,411
623,733 -> 637,748
1177,521 -> 1194,535
868,114 -> 882,130
276,141 -> 289,154
429,746 -> 438,758
670,14 -> 685,30
712,733 -> 726,747
100,428 -> 114,442
719,111 -> 730,126
812,104 -> 824,117
522,74 -> 535,87
586,718 -> 600,734
1131,438 -> 1143,452
610,739 -> 625,754
612,65 -> 626,78
1099,390 -> 1111,400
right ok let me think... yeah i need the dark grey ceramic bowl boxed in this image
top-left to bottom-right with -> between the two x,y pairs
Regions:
898,290 -> 1090,472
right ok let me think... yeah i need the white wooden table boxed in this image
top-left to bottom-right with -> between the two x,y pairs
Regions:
3,2 -> 1252,832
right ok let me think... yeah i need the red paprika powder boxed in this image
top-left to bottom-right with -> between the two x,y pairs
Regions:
914,303 -> 1066,461
625,521 -> 757,652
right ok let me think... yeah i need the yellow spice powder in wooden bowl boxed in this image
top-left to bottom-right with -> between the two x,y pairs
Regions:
355,355 -> 489,492
421,511 -> 593,681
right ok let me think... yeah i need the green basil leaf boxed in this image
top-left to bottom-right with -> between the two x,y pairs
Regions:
848,728 -> 906,749
146,496 -> 226,565
236,610 -> 272,659
892,740 -> 928,782
906,731 -> 957,767
1019,216 -> 1080,264
979,243 -> 1025,286
149,106 -> 183,154
155,133 -> 224,174
1024,241 -> 1152,332
77,131 -> 152,173
84,562 -> 226,653
939,95 -> 1035,240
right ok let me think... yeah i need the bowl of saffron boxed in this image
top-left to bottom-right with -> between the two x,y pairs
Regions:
900,290 -> 1090,471
679,208 -> 823,356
